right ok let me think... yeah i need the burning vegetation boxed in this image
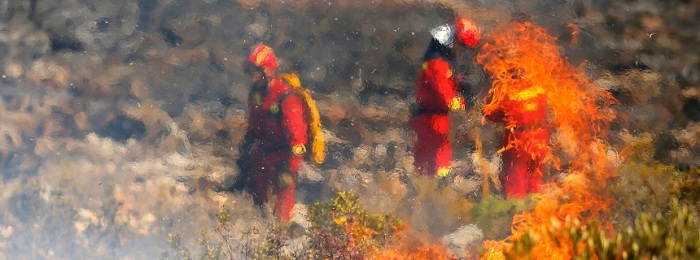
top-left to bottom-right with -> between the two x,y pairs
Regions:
474,18 -> 699,259
477,19 -> 620,258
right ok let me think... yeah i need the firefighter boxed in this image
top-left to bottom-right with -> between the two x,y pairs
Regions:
482,15 -> 550,199
411,17 -> 481,178
237,43 -> 308,221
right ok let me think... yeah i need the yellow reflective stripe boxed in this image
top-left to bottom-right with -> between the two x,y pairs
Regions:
512,85 -> 545,101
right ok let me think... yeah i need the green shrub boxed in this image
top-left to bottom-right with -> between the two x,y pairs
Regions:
472,195 -> 536,239
535,199 -> 699,259
306,191 -> 404,259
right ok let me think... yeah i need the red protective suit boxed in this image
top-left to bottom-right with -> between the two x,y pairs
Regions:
244,77 -> 308,221
411,58 -> 464,177
411,18 -> 479,178
485,90 -> 549,198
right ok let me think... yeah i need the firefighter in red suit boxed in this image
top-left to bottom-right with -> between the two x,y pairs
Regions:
239,44 -> 308,221
481,15 -> 552,199
484,88 -> 549,198
411,17 -> 481,178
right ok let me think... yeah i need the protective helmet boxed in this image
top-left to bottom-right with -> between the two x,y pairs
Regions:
248,43 -> 279,75
430,24 -> 455,47
454,17 -> 481,48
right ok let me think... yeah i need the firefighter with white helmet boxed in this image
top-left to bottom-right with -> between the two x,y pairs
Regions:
411,17 -> 481,178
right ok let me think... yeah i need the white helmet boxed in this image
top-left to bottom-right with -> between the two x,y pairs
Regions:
430,24 -> 454,47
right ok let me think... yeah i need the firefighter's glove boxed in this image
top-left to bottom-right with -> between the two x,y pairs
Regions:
449,97 -> 465,111
291,144 -> 306,156
277,172 -> 295,189
289,145 -> 306,173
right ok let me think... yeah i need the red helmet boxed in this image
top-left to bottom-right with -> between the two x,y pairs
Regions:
454,17 -> 481,48
248,43 -> 279,75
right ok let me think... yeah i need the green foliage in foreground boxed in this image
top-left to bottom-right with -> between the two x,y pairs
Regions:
306,191 -> 404,259
471,194 -> 536,239
514,199 -> 699,259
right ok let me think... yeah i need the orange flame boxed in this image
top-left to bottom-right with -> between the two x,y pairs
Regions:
368,228 -> 456,260
478,21 -> 619,259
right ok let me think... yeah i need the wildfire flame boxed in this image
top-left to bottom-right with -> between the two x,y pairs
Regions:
368,230 -> 455,260
478,21 -> 619,258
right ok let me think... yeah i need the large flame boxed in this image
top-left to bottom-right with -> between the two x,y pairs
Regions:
478,21 -> 619,258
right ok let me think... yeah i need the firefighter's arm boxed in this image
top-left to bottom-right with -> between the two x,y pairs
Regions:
281,94 -> 308,173
428,60 -> 465,111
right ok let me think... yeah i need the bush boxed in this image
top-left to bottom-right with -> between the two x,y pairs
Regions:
525,198 -> 699,259
306,191 -> 404,259
472,195 -> 536,239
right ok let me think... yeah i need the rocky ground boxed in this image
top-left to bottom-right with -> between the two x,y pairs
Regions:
0,0 -> 698,259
